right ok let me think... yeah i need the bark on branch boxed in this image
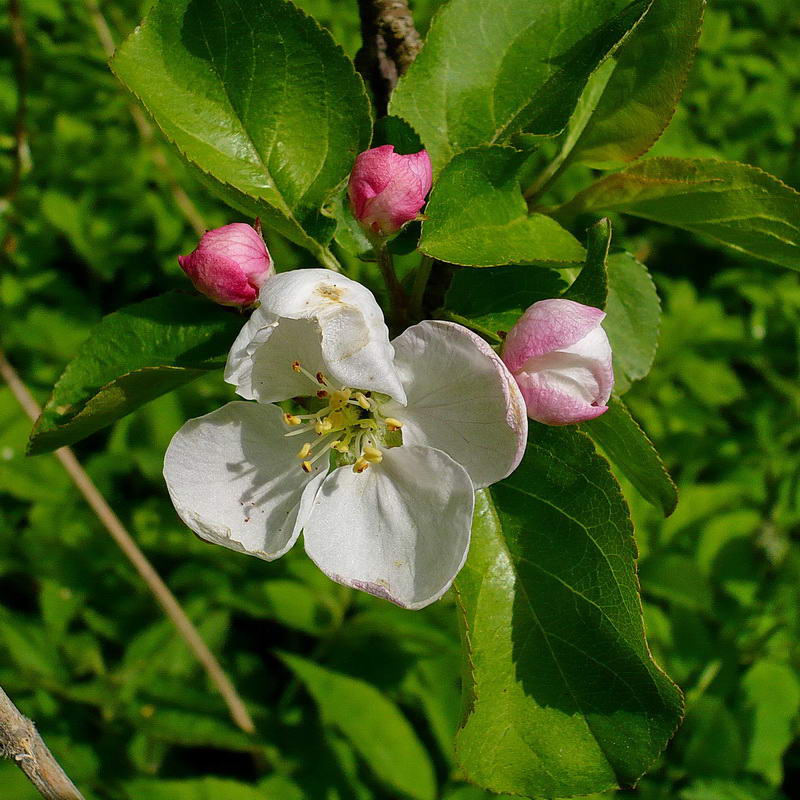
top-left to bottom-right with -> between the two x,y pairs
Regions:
355,0 -> 422,115
0,687 -> 85,800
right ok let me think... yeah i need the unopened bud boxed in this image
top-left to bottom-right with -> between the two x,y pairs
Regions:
178,223 -> 272,307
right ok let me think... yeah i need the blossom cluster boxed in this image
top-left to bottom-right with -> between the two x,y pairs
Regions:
168,147 -> 613,608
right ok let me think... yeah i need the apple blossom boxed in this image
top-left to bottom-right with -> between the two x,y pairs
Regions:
502,298 -> 614,426
178,223 -> 272,307
164,270 -> 526,609
348,145 -> 432,236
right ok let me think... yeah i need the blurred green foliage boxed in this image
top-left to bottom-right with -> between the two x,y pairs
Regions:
0,1 -> 799,798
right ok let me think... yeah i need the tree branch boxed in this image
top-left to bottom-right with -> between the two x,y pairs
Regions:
0,686 -> 85,800
0,349 -> 256,736
355,0 -> 422,115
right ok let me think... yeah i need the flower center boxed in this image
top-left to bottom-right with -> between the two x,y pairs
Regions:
282,360 -> 403,474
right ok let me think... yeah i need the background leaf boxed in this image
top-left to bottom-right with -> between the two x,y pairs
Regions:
28,292 -> 241,454
280,653 -> 437,800
560,158 -> 800,270
111,0 -> 372,266
390,0 -> 653,173
455,428 -> 683,797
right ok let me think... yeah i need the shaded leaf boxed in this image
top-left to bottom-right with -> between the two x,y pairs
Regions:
443,266 -> 567,344
455,428 -> 682,797
28,292 -> 242,454
583,396 -> 678,516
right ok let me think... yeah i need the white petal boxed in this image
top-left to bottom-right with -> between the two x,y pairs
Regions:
163,401 -> 326,561
226,270 -> 405,402
382,320 -> 527,489
302,445 -> 474,610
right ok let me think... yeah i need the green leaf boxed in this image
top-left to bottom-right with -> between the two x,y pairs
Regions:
603,252 -> 661,392
420,147 -> 585,267
639,553 -> 713,612
563,218 -> 612,308
111,0 -> 372,267
28,292 -> 242,455
741,660 -> 800,785
442,266 -> 567,344
389,0 -> 653,173
583,396 -> 678,516
455,427 -> 682,797
560,158 -> 800,270
280,653 -> 437,800
571,0 -> 707,168
123,778 -> 267,800
681,696 -> 743,778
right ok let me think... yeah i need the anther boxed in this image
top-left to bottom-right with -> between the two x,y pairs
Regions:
301,461 -> 313,473
353,457 -> 370,473
283,413 -> 302,426
316,371 -> 327,385
316,390 -> 328,398
297,443 -> 312,459
363,445 -> 383,464
354,392 -> 371,410
384,417 -> 403,431
291,361 -> 302,373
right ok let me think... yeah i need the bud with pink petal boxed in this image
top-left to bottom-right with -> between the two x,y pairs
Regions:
348,145 -> 432,236
178,223 -> 273,308
502,298 -> 614,426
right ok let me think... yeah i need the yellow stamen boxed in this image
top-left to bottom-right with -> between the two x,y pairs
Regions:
330,389 -> 351,410
301,460 -> 313,473
297,442 -> 312,459
384,417 -> 403,431
314,418 -> 333,435
363,445 -> 383,464
353,457 -> 370,473
283,413 -> 302,426
355,392 -> 371,410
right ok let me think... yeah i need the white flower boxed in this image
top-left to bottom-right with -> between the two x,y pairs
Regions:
164,270 -> 527,609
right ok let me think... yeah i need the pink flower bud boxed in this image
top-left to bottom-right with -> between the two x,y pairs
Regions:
178,223 -> 273,308
348,145 -> 432,236
502,298 -> 614,426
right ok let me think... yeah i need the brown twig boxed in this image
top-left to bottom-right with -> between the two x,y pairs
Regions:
6,0 -> 31,204
83,0 -> 207,236
355,0 -> 422,115
0,349 -> 256,735
0,686 -> 85,800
